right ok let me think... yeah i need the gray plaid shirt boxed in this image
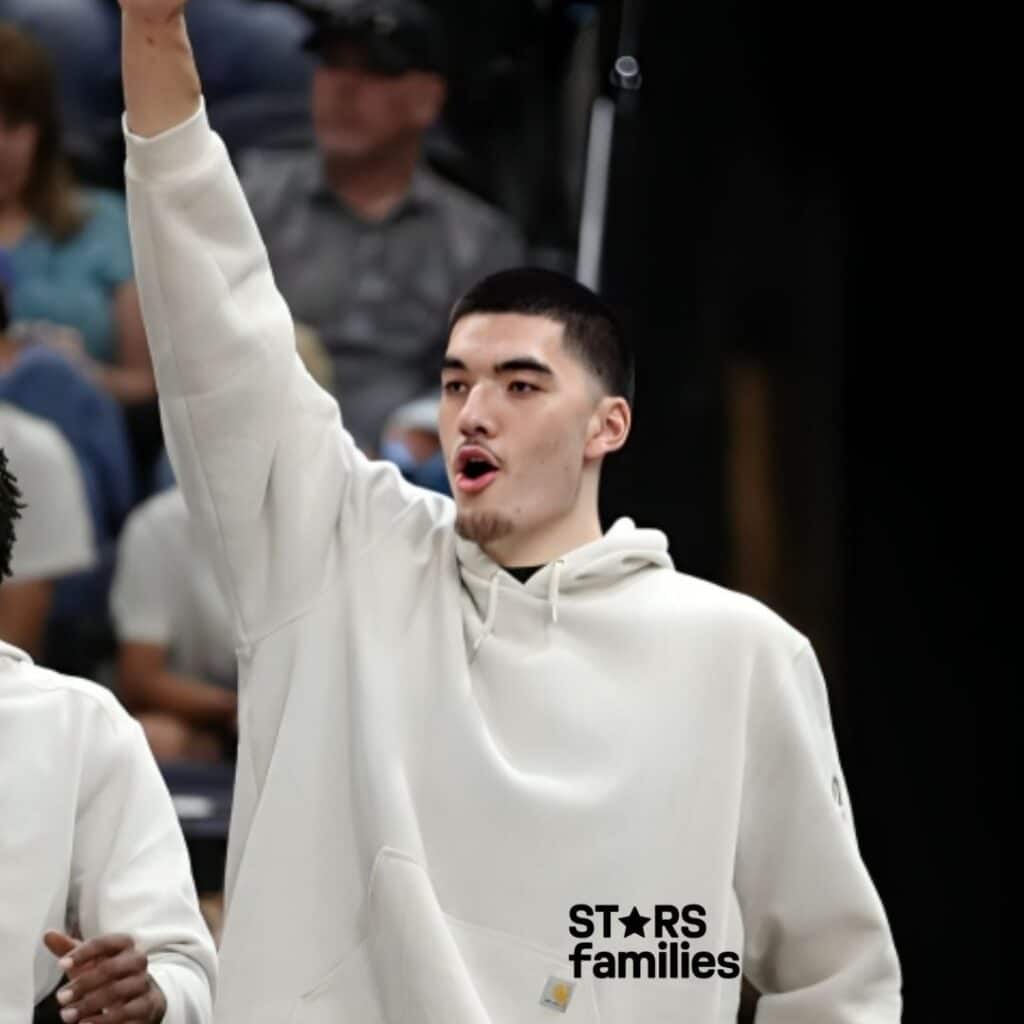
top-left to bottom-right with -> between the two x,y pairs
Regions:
240,149 -> 526,453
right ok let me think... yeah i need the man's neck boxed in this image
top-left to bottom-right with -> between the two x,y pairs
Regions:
321,140 -> 421,223
483,509 -> 605,569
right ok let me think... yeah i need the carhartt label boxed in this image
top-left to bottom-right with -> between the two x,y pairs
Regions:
539,975 -> 575,1012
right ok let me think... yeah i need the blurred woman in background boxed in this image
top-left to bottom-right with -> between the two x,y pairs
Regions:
0,24 -> 156,409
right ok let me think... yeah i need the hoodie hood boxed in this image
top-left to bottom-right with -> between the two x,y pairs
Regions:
454,516 -> 674,662
0,639 -> 32,666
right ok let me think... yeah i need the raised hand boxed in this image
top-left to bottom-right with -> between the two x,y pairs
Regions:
119,0 -> 201,138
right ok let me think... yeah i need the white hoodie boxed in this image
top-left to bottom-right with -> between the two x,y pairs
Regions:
0,641 -> 216,1023
123,101 -> 901,1023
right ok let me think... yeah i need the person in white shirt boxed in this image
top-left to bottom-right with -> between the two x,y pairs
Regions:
111,487 -> 237,763
0,402 -> 95,658
119,2 -> 901,1021
0,449 -> 216,1022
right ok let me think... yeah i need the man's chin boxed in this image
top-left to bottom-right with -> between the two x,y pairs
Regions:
454,508 -> 515,546
316,134 -> 377,162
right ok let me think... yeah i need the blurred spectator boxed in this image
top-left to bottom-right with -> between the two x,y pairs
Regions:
1,254 -> 136,677
111,488 -> 237,764
240,0 -> 526,454
0,24 -> 155,406
0,0 -> 313,173
0,333 -> 136,542
379,390 -> 450,494
0,401 -> 94,659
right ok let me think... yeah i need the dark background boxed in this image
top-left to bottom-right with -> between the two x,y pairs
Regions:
295,1 -> 1004,1015
592,1 -> 1005,1020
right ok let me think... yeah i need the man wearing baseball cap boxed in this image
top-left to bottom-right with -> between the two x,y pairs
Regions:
300,0 -> 449,74
240,0 -> 525,456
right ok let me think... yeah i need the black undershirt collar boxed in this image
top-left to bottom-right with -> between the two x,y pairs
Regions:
502,563 -> 547,584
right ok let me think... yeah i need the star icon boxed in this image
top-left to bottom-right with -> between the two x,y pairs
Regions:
619,906 -> 651,938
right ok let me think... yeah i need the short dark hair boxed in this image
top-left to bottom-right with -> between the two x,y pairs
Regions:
0,448 -> 24,582
448,268 -> 635,407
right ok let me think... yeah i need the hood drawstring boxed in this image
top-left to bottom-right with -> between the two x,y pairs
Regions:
459,518 -> 672,664
470,569 -> 502,663
469,558 -> 568,662
548,558 -> 565,624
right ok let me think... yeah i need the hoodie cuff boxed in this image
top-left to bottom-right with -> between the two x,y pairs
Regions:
148,959 -> 213,1024
122,97 -> 213,184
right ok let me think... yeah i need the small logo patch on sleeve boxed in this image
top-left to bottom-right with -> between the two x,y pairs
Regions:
539,976 -> 575,1013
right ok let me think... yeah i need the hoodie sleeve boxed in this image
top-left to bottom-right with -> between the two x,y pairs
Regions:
122,100 -> 436,646
734,640 -> 902,1022
70,710 -> 216,1024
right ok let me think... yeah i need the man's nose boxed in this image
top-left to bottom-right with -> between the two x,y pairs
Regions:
456,383 -> 497,437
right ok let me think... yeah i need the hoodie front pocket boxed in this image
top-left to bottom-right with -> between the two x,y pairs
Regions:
365,846 -> 600,1022
444,912 -> 602,1022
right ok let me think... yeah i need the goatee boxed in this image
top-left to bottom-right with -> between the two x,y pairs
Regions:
454,509 -> 515,545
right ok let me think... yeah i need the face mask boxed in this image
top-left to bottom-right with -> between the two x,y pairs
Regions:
380,440 -> 450,496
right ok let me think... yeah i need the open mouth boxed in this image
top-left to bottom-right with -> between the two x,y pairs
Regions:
455,452 -> 500,494
462,459 -> 495,479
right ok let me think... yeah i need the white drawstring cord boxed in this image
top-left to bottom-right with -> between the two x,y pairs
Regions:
470,558 -> 565,661
470,569 -> 502,662
548,559 -> 565,624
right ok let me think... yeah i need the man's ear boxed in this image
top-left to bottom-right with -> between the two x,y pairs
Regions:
584,396 -> 631,460
407,72 -> 447,129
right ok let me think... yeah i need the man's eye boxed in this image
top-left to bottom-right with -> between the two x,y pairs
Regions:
509,381 -> 538,393
443,381 -> 466,394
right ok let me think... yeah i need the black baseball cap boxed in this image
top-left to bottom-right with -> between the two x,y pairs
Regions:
298,0 -> 448,77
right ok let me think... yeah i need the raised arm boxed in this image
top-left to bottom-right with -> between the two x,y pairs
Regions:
118,1 -> 437,647
120,2 -> 201,140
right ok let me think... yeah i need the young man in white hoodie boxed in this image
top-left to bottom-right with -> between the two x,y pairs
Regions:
118,2 -> 901,1021
0,450 -> 216,1022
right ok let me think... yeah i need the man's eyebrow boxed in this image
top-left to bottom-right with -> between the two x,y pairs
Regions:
495,357 -> 554,376
441,356 -> 554,376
